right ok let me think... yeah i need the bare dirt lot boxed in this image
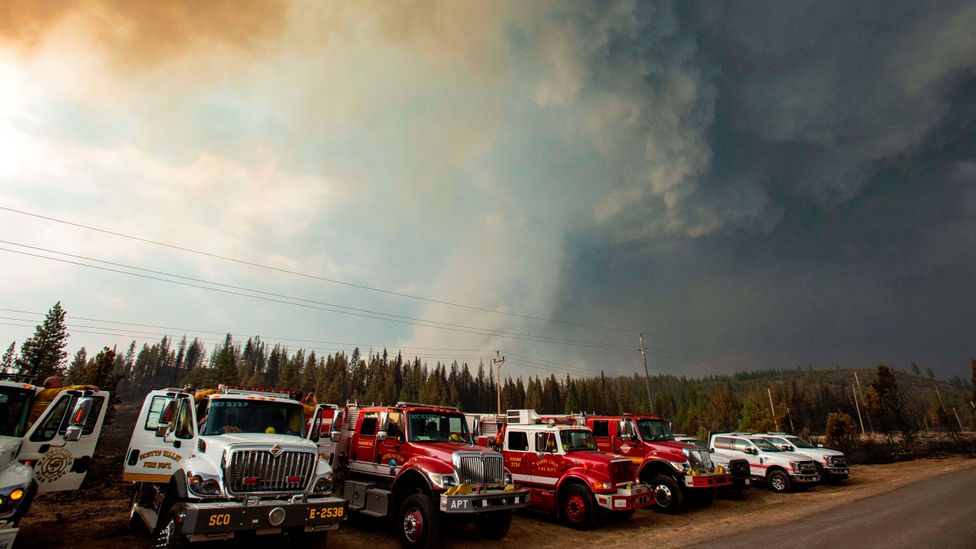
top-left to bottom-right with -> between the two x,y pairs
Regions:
17,403 -> 976,548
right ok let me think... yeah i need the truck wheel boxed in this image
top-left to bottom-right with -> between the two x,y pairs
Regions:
689,487 -> 716,507
474,510 -> 512,540
398,493 -> 440,549
560,484 -> 598,530
154,510 -> 188,549
768,470 -> 791,493
650,475 -> 685,514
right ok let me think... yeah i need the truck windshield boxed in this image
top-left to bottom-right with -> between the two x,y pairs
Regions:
785,436 -> 816,449
636,419 -> 674,441
0,386 -> 33,437
408,412 -> 471,443
201,399 -> 306,437
560,429 -> 598,452
751,438 -> 781,451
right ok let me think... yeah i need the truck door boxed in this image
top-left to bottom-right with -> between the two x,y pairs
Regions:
351,410 -> 378,465
122,393 -> 194,483
19,390 -> 110,493
308,404 -> 340,464
376,410 -> 405,473
529,431 -> 560,485
504,429 -> 531,484
590,419 -> 612,453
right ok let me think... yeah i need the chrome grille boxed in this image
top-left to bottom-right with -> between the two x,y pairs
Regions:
227,449 -> 316,494
797,461 -> 817,474
456,453 -> 504,484
828,455 -> 847,467
611,460 -> 634,485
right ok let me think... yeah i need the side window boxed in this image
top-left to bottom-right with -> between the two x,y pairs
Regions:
535,432 -> 557,453
733,438 -> 752,452
508,430 -> 529,451
591,420 -> 609,437
360,412 -> 378,436
386,411 -> 404,440
174,399 -> 194,439
145,396 -> 172,430
82,396 -> 105,435
714,436 -> 733,450
30,395 -> 72,442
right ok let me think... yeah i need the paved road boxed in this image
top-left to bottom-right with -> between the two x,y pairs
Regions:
688,466 -> 976,548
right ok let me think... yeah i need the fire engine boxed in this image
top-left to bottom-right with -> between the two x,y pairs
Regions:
576,414 -> 731,513
123,385 -> 345,548
309,401 -> 529,548
492,409 -> 651,530
0,379 -> 108,549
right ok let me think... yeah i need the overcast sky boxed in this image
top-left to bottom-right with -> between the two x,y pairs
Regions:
1,1 -> 973,381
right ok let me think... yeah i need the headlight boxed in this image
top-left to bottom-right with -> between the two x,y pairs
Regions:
188,473 -> 221,496
428,472 -> 458,489
789,461 -> 800,471
314,473 -> 334,494
671,461 -> 690,473
593,480 -> 614,492
504,472 -> 513,485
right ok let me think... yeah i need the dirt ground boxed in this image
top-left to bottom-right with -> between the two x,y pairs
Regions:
16,403 -> 976,548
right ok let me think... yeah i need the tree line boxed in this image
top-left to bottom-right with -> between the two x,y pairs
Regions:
4,303 -> 974,441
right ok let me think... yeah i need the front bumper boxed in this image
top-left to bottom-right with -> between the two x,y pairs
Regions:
594,483 -> 652,511
174,495 -> 346,537
791,473 -> 821,484
823,465 -> 849,477
683,472 -> 732,488
439,485 -> 530,514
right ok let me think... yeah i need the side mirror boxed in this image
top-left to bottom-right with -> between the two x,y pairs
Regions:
536,451 -> 545,458
376,430 -> 388,442
64,425 -> 83,442
780,445 -> 791,451
744,447 -> 756,455
68,396 -> 94,427
329,430 -> 340,440
709,448 -> 715,453
816,443 -> 824,448
156,424 -> 169,437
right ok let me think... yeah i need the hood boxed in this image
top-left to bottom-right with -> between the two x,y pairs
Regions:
410,441 -> 493,462
791,447 -> 844,460
560,450 -> 627,469
640,439 -> 695,460
204,432 -> 314,450
765,450 -> 818,463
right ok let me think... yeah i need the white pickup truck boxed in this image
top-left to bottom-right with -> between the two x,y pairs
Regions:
757,434 -> 849,482
0,379 -> 108,549
124,385 -> 346,548
708,433 -> 820,493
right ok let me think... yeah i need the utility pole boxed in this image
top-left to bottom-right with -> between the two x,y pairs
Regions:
493,351 -> 505,417
786,406 -> 796,434
638,333 -> 653,414
854,370 -> 873,433
767,387 -> 780,431
952,407 -> 964,431
852,383 -> 866,435
933,380 -> 946,410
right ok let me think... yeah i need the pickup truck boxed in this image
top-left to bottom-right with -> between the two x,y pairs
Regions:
708,433 -> 820,493
757,433 -> 849,482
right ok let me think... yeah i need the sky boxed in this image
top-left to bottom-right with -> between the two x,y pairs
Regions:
0,0 -> 974,381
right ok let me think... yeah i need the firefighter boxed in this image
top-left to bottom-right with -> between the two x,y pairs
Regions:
28,376 -> 98,426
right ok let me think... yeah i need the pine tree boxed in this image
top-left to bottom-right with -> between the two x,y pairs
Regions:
66,347 -> 88,385
15,302 -> 70,382
1,342 -> 16,373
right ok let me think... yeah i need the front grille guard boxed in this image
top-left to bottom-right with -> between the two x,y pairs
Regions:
453,452 -> 505,485
224,447 -> 317,496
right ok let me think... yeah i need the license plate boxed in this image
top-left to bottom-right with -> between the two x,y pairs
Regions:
744,479 -> 750,485
306,504 -> 345,522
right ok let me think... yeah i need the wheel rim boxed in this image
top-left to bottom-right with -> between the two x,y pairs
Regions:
771,475 -> 786,491
654,484 -> 673,507
403,507 -> 425,543
564,493 -> 587,523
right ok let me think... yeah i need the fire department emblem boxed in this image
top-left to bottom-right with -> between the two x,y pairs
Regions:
620,444 -> 633,453
270,444 -> 283,457
34,447 -> 73,484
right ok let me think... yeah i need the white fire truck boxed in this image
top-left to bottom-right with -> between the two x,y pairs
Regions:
123,385 -> 345,548
0,379 -> 108,549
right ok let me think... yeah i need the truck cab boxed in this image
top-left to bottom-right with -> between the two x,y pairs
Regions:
709,433 -> 820,493
758,433 -> 849,482
124,385 -> 345,548
500,409 -> 651,530
0,380 -> 108,548
311,402 -> 528,548
581,415 -> 731,513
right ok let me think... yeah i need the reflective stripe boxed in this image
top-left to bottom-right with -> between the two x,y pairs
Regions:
123,472 -> 171,483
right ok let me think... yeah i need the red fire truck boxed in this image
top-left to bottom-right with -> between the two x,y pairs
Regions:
309,402 -> 529,548
494,409 -> 651,530
578,414 -> 731,513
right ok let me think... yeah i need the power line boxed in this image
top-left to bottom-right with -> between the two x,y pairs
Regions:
0,206 -> 634,335
0,242 -> 634,351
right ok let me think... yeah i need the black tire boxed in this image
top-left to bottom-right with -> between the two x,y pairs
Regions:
559,483 -> 598,530
650,475 -> 685,514
398,493 -> 440,549
474,511 -> 512,540
154,510 -> 188,549
767,470 -> 791,493
688,487 -> 716,507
